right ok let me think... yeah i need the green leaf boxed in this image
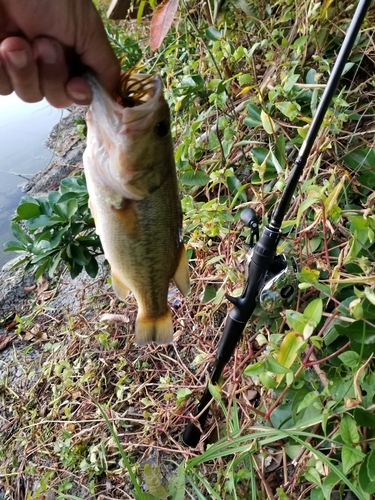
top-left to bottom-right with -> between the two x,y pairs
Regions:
285,310 -> 306,334
265,357 -> 292,375
208,382 -> 222,401
180,170 -> 210,187
296,391 -> 319,413
35,259 -> 50,281
343,147 -> 375,172
238,73 -> 252,86
367,449 -> 375,482
69,261 -> 83,279
168,462 -> 185,500
276,332 -> 302,383
340,414 -> 360,445
296,196 -> 319,228
275,134 -> 286,168
338,351 -> 360,368
70,244 -> 90,266
48,190 -> 60,206
176,388 -> 192,405
206,27 -> 223,41
260,109 -> 276,134
11,221 -> 32,245
353,407 -> 375,429
359,452 -> 375,494
26,215 -> 60,230
276,101 -> 300,120
3,240 -> 26,252
16,202 -> 41,220
342,445 -> 362,474
143,464 -> 168,499
303,298 -> 323,326
202,285 -> 216,303
85,257 -> 99,279
245,103 -> 262,127
60,175 -> 88,194
48,250 -> 63,277
226,175 -> 247,201
336,320 -> 375,344
303,322 -> 315,340
364,287 -> 375,305
243,360 -> 265,376
53,198 -> 78,221
305,467 -> 322,486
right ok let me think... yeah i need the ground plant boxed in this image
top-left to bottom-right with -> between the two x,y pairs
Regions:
2,0 -> 375,498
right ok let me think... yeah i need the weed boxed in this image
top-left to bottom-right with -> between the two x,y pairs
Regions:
2,0 -> 375,498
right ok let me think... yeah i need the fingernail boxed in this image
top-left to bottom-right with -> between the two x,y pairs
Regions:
41,40 -> 57,64
7,50 -> 28,68
69,90 -> 90,101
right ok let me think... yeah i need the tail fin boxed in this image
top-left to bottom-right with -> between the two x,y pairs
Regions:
135,309 -> 174,345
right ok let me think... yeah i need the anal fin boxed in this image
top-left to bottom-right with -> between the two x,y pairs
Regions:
173,246 -> 190,297
111,271 -> 130,301
135,310 -> 174,345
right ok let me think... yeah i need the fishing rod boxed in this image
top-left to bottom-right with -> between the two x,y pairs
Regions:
182,0 -> 373,448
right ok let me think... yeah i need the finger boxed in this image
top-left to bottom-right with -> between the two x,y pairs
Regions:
0,37 -> 42,103
33,37 -> 72,108
75,6 -> 120,97
66,76 -> 92,105
0,58 -> 12,95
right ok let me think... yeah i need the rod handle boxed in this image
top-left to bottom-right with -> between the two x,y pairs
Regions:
182,419 -> 205,447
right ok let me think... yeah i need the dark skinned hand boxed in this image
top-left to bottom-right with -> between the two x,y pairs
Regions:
0,0 -> 120,107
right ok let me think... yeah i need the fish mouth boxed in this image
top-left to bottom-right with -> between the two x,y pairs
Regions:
116,70 -> 161,109
87,70 -> 163,128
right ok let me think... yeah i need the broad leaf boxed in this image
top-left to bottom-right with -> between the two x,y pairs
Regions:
144,464 -> 168,499
276,332 -> 303,383
285,310 -> 306,334
303,298 -> 323,326
359,452 -> 375,494
17,202 -> 41,220
168,462 -> 185,500
353,407 -> 375,429
150,0 -> 179,51
260,109 -> 276,134
340,414 -> 359,445
265,357 -> 292,375
244,360 -> 265,376
342,445 -> 362,474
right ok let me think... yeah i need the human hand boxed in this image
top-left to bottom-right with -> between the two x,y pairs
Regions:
0,0 -> 120,107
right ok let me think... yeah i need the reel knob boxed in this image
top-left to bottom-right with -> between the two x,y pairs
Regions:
240,208 -> 259,231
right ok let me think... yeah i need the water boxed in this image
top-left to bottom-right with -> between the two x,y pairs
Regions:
0,93 -> 66,268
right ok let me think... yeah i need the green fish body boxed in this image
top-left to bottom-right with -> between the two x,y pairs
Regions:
83,72 -> 189,344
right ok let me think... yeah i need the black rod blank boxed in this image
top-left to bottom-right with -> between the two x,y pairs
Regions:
271,0 -> 372,229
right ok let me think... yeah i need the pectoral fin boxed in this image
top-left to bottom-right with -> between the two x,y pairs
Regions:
173,246 -> 190,297
111,271 -> 130,301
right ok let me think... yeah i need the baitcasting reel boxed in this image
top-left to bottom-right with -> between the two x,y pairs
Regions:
241,208 -> 298,313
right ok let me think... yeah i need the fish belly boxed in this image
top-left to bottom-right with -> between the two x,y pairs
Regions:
85,166 -> 186,345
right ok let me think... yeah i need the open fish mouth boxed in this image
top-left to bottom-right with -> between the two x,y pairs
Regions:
115,70 -> 161,108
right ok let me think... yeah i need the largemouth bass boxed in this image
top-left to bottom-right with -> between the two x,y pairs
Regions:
83,70 -> 190,345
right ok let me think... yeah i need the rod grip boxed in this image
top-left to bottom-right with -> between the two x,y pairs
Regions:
182,420 -> 204,447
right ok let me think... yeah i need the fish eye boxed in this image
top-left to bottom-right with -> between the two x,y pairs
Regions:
154,120 -> 170,137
